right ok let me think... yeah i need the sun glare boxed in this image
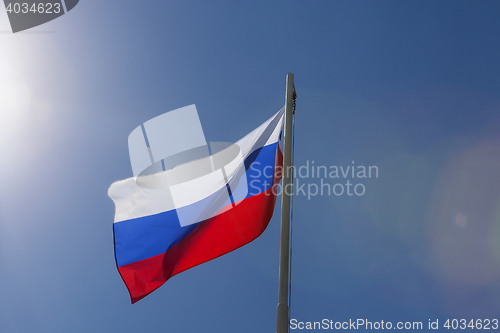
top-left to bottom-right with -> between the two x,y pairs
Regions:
0,64 -> 30,143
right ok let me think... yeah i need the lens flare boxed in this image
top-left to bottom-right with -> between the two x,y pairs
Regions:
454,213 -> 468,228
427,142 -> 500,286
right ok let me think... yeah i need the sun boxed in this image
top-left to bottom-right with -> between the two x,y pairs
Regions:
0,65 -> 30,143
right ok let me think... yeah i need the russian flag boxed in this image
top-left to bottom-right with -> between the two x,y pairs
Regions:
108,107 -> 285,303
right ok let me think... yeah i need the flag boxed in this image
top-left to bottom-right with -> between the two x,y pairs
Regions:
108,107 -> 285,303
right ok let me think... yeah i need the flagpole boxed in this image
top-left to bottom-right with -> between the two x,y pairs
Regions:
276,73 -> 295,333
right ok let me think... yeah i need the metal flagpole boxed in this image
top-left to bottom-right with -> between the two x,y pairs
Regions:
276,73 -> 295,333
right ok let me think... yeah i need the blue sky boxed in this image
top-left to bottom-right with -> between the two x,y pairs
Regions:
1,1 -> 500,332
